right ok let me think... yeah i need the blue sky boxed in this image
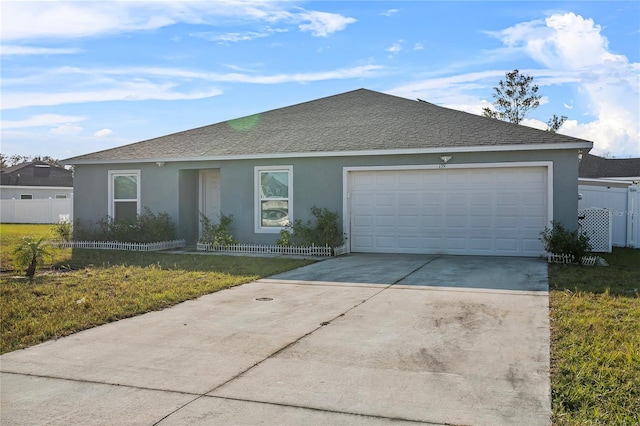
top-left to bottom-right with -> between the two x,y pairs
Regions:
1,1 -> 639,160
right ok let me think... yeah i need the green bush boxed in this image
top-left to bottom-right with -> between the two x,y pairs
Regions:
52,221 -> 72,241
199,213 -> 238,247
277,206 -> 343,247
540,221 -> 592,262
71,208 -> 177,243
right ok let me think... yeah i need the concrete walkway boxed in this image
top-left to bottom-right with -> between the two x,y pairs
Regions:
0,254 -> 551,425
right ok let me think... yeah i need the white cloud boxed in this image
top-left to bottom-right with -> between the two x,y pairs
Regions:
386,42 -> 403,54
488,12 -> 639,157
191,27 -> 287,43
520,118 -> 550,131
414,43 -> 424,51
381,9 -> 399,17
1,114 -> 86,129
392,13 -> 639,157
2,65 -> 382,109
1,2 -> 174,41
1,2 -> 356,41
297,10 -> 356,37
1,45 -> 81,56
191,31 -> 271,43
50,124 -> 83,136
94,129 -> 113,137
3,86 -> 223,109
387,70 -> 507,105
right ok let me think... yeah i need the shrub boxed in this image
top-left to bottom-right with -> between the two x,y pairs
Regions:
199,213 -> 238,246
70,208 -> 177,243
52,220 -> 72,241
277,206 -> 344,247
13,237 -> 53,281
540,221 -> 592,263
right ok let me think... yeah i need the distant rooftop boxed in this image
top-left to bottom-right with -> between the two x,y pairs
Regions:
1,161 -> 73,187
579,154 -> 640,179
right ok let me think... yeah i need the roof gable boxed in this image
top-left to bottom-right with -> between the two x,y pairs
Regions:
64,88 -> 593,164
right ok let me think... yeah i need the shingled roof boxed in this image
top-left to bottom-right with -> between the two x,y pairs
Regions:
579,153 -> 640,178
64,88 -> 592,164
0,161 -> 73,187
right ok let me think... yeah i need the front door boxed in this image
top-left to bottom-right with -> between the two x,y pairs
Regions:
199,169 -> 221,235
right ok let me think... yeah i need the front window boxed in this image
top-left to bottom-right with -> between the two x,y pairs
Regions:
109,170 -> 140,222
255,166 -> 292,232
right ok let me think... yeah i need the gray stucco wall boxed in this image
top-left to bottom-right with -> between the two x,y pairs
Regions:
72,148 -> 580,245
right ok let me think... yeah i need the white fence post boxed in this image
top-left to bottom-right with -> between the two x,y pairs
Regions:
628,186 -> 639,248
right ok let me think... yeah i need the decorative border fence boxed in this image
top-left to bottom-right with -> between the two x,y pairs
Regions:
51,239 -> 186,252
547,253 -> 598,266
197,242 -> 347,257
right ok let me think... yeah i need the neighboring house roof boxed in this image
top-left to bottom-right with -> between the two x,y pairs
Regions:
0,161 -> 73,187
64,88 -> 593,164
579,154 -> 640,178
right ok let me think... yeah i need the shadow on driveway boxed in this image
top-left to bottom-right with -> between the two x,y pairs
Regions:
269,254 -> 549,292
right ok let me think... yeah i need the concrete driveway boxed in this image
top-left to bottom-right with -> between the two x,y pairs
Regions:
1,254 -> 550,426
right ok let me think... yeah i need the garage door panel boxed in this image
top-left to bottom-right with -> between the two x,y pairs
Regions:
375,215 -> 396,227
496,238 -> 519,251
445,215 -> 468,228
374,236 -> 395,249
470,215 -> 493,228
398,237 -> 420,249
349,167 -> 548,257
375,194 -> 395,206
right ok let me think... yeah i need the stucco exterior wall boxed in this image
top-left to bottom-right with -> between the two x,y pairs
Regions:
72,148 -> 580,245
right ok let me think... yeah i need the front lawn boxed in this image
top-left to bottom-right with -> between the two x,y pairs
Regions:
2,225 -> 639,424
549,247 -> 640,425
0,224 -> 315,354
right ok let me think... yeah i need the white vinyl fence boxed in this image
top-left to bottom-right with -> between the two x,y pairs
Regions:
0,198 -> 73,224
578,184 -> 639,248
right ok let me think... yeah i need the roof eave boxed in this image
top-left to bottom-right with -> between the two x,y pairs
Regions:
63,141 -> 594,166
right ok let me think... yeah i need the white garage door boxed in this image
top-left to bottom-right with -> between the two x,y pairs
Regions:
349,167 -> 549,257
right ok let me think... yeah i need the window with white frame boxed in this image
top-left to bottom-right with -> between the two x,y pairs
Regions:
20,194 -> 33,200
55,194 -> 68,199
109,170 -> 140,222
255,166 -> 292,232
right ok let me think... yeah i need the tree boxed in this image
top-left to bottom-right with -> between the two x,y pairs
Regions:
546,114 -> 567,133
13,237 -> 53,281
482,69 -> 541,124
0,154 -> 62,168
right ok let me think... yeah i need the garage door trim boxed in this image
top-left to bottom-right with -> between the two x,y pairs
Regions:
342,161 -> 554,255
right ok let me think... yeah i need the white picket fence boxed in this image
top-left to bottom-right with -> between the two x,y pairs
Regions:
197,242 -> 347,257
547,253 -> 598,266
0,198 -> 72,224
51,240 -> 186,252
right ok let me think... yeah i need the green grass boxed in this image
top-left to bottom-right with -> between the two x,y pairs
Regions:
0,224 -> 315,354
3,226 -> 639,424
549,248 -> 640,425
0,224 -> 58,271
